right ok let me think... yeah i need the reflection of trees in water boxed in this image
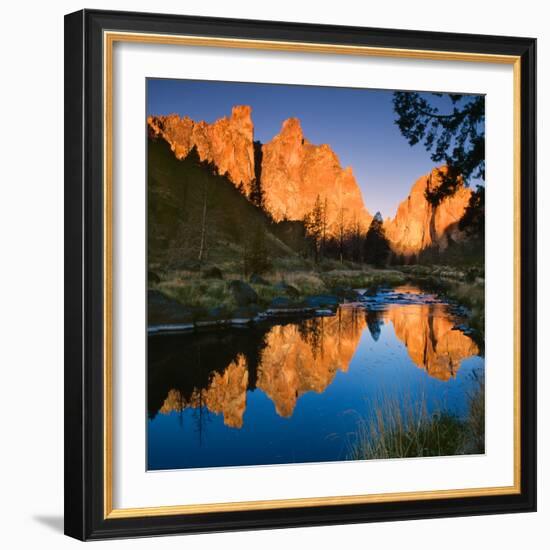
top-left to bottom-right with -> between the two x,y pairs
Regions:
149,303 -> 481,427
148,327 -> 267,419
151,310 -> 367,423
190,371 -> 213,446
297,317 -> 324,360
366,309 -> 384,341
383,303 -> 479,381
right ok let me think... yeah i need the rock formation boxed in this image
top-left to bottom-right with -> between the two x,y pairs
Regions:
158,308 -> 366,423
148,109 -> 372,235
260,118 -> 373,232
256,308 -> 365,417
384,300 -> 479,381
159,354 -> 249,428
147,105 -> 255,194
157,301 -> 479,424
384,166 -> 473,257
148,107 -> 473,255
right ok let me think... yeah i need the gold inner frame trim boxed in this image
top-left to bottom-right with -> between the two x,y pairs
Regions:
103,30 -> 522,520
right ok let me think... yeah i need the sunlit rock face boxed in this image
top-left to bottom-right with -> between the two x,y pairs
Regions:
147,105 -> 255,193
260,118 -> 373,232
384,303 -> 479,381
157,301 -> 479,426
159,354 -> 249,428
385,166 -> 472,257
256,309 -> 366,417
148,108 -> 473,255
158,309 -> 366,423
148,108 -> 372,233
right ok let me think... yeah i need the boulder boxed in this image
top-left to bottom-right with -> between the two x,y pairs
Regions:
232,305 -> 262,321
148,290 -> 193,325
148,271 -> 161,285
206,306 -> 229,320
270,296 -> 291,308
228,280 -> 258,306
202,266 -> 223,279
304,295 -> 339,308
274,281 -> 300,298
249,273 -> 270,285
331,286 -> 360,301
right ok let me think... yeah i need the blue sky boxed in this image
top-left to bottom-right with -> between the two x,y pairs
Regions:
147,79 -> 483,219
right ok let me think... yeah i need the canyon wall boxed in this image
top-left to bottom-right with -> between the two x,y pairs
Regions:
260,118 -> 373,232
384,302 -> 479,381
147,105 -> 255,194
384,166 -> 473,256
147,108 -> 372,234
148,107 -> 473,255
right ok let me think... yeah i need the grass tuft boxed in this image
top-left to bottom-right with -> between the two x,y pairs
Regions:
349,372 -> 485,460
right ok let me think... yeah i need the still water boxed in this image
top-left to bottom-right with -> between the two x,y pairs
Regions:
147,286 -> 484,470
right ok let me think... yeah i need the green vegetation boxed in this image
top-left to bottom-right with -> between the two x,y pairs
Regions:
148,138 -> 292,271
349,371 -> 485,460
148,135 -> 484,340
400,263 -> 485,349
364,212 -> 391,267
393,91 -> 485,204
151,262 -> 484,339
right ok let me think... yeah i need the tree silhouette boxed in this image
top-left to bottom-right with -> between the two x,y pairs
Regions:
249,140 -> 265,209
366,309 -> 384,341
304,195 -> 325,263
364,212 -> 390,267
459,185 -> 485,240
243,228 -> 271,275
393,92 -> 485,204
336,206 -> 347,264
197,168 -> 209,269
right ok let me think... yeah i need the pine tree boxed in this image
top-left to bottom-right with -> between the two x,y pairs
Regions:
336,206 -> 346,264
243,229 -> 271,275
364,212 -> 390,267
249,140 -> 265,210
393,91 -> 485,203
304,195 -> 324,263
248,178 -> 264,209
321,197 -> 328,259
197,175 -> 209,269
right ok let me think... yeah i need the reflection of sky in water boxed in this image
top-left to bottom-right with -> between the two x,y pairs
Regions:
148,302 -> 483,470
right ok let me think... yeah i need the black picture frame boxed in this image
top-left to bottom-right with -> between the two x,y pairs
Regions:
64,8 -> 537,541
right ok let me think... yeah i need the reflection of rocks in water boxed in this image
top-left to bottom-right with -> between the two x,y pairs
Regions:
384,303 -> 478,381
150,291 -> 480,428
257,309 -> 365,417
152,308 -> 366,424
160,354 -> 249,428
147,328 -> 266,419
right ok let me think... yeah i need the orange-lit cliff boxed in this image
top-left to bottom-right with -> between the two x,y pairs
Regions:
148,108 -> 472,255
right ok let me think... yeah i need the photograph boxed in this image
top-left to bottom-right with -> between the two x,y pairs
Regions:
146,79 -> 486,471
60,7 -> 537,541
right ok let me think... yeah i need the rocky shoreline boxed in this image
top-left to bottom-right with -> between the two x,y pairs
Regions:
148,281 -> 472,336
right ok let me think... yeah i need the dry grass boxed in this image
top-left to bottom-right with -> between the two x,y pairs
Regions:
349,373 -> 485,460
158,277 -> 237,311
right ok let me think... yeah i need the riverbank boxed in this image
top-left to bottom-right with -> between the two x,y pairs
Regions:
148,263 -> 484,342
348,369 -> 485,460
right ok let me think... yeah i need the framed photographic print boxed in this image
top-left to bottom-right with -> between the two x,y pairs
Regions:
64,9 -> 537,540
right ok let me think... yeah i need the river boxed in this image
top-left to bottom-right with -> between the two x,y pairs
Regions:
147,285 -> 484,470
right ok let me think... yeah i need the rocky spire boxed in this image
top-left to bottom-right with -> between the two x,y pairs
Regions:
260,117 -> 373,233
147,105 -> 255,193
384,166 -> 473,256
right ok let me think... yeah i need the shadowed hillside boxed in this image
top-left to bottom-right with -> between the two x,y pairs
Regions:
148,137 -> 299,271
